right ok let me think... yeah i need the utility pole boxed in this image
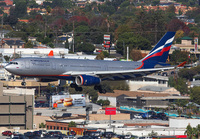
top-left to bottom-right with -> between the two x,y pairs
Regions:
155,20 -> 158,44
72,21 -> 75,53
127,46 -> 129,61
44,16 -> 47,38
1,16 -> 3,39
123,40 -> 125,56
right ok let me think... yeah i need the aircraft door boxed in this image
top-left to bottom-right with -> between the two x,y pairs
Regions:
25,60 -> 30,69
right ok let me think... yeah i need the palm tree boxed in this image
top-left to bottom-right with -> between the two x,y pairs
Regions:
185,124 -> 193,139
196,124 -> 200,139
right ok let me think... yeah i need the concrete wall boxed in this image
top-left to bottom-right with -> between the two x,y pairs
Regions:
169,118 -> 200,128
0,95 -> 34,129
0,82 -> 3,96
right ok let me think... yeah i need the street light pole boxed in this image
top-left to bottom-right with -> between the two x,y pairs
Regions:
123,40 -> 125,56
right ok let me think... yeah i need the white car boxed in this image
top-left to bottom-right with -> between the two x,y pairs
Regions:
134,114 -> 142,119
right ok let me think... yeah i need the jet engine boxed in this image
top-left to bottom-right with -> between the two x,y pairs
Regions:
75,75 -> 101,86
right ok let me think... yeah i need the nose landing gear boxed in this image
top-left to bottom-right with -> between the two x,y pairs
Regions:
21,77 -> 26,86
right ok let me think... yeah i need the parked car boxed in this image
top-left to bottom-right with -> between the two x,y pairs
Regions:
2,131 -> 12,136
33,131 -> 42,137
116,134 -> 125,139
24,132 -> 34,138
103,132 -> 115,138
134,114 -> 142,119
12,134 -> 27,139
70,131 -> 76,136
39,130 -> 47,135
125,135 -> 138,139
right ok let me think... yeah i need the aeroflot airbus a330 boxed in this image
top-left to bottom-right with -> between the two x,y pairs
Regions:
5,32 -> 178,93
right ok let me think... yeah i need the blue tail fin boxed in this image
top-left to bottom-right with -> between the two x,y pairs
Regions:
139,32 -> 176,63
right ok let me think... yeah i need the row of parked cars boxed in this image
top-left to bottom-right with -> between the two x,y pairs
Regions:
78,131 -> 138,139
134,111 -> 168,120
34,101 -> 50,108
2,130 -> 76,139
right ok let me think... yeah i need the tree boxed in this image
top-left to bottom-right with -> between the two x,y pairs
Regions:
14,1 -> 27,18
130,49 -> 143,61
167,19 -> 190,35
68,121 -> 76,127
116,33 -> 151,56
76,42 -> 95,54
102,100 -> 110,106
190,87 -> 200,105
170,50 -> 189,65
95,51 -> 109,60
4,7 -> 18,27
65,37 -> 69,49
185,124 -> 196,139
178,68 -> 197,81
24,40 -> 34,48
96,52 -> 105,60
148,130 -> 158,137
97,99 -> 110,106
168,76 -> 189,95
46,5 -> 51,14
97,99 -> 104,106
39,122 -> 46,128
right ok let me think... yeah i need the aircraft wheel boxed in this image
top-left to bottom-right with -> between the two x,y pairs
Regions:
78,87 -> 83,91
21,82 -> 26,86
99,89 -> 106,94
94,85 -> 100,90
70,83 -> 77,88
75,87 -> 82,91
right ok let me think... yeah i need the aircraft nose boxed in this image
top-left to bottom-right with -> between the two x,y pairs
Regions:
5,64 -> 11,72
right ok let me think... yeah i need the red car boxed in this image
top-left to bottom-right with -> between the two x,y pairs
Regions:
2,131 -> 12,136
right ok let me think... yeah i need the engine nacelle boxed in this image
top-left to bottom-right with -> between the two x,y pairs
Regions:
35,78 -> 58,82
75,75 -> 101,86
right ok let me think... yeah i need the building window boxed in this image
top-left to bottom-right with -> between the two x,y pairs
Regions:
54,126 -> 56,129
57,126 -> 59,130
61,127 -> 63,130
47,126 -> 49,129
64,127 -> 66,130
50,126 -> 52,129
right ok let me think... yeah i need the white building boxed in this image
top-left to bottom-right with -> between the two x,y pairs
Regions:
128,75 -> 168,91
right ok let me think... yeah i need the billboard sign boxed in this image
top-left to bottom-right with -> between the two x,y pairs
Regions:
105,107 -> 116,115
51,94 -> 85,107
104,34 -> 110,40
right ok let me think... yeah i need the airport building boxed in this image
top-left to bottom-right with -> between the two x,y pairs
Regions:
0,82 -> 34,129
97,90 -> 189,108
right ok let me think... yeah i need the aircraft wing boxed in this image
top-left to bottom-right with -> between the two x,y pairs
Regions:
63,67 -> 175,80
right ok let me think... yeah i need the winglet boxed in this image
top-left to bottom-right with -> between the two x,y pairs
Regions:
48,50 -> 54,57
177,61 -> 187,67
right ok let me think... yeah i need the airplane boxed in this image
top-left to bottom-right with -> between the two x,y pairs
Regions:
5,32 -> 177,93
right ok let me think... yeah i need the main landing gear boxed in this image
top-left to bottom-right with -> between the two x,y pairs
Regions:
94,85 -> 106,94
70,83 -> 83,91
70,84 -> 107,94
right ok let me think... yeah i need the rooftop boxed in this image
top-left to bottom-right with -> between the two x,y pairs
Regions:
98,90 -> 170,98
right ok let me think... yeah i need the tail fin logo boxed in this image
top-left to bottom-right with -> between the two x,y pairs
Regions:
139,32 -> 176,63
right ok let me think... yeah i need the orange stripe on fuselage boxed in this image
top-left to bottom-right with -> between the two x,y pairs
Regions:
135,62 -> 144,69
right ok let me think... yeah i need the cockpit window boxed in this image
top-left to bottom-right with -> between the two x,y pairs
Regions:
9,62 -> 18,65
